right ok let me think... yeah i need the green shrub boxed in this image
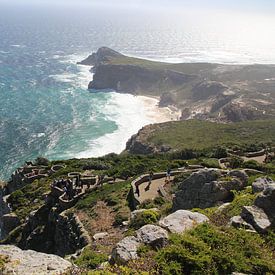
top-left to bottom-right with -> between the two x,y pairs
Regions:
74,246 -> 108,270
211,146 -> 228,159
223,188 -> 256,218
130,210 -> 160,229
156,224 -> 275,275
200,158 -> 220,168
242,160 -> 263,171
228,157 -> 244,169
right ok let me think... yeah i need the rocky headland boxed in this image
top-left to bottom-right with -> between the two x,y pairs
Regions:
80,47 -> 275,123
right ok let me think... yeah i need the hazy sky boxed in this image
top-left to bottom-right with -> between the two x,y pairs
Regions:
1,0 -> 275,14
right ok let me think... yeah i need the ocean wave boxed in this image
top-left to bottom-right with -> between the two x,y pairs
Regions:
49,73 -> 76,83
10,44 -> 26,48
74,92 -> 173,159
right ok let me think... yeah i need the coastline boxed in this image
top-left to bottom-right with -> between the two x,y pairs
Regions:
73,92 -> 181,159
136,95 -> 181,123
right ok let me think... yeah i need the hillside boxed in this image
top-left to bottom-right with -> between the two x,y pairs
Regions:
126,119 -> 275,154
79,47 -> 275,123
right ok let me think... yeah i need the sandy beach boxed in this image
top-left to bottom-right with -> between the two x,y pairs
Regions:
137,95 -> 181,123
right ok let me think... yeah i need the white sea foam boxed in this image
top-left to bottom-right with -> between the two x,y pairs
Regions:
49,73 -> 76,83
75,92 -> 180,158
10,44 -> 25,48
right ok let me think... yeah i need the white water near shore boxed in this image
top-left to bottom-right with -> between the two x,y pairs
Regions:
75,93 -> 181,158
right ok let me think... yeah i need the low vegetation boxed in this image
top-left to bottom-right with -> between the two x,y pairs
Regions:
73,246 -> 108,270
156,224 -> 275,275
147,119 -> 275,152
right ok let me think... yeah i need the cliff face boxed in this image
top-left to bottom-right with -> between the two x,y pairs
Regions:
80,47 -> 275,123
89,64 -> 195,96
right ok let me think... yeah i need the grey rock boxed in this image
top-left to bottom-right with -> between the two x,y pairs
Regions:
255,183 -> 275,223
241,206 -> 271,233
93,232 -> 109,241
159,210 -> 209,233
136,224 -> 168,248
228,170 -> 248,185
229,216 -> 255,231
0,245 -> 72,275
173,169 -> 247,210
111,236 -> 141,265
252,177 -> 275,193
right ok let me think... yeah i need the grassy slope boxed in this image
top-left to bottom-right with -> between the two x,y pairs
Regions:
108,55 -> 218,74
147,119 -> 275,151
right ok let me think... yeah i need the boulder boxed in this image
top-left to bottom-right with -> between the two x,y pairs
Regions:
229,216 -> 255,231
241,206 -> 271,233
173,169 -> 247,210
136,224 -> 168,248
0,245 -> 72,275
159,210 -> 209,233
228,170 -> 248,185
254,183 -> 275,223
93,232 -> 109,241
252,177 -> 275,193
111,236 -> 141,265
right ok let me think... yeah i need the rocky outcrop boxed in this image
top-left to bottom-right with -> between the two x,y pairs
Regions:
241,206 -> 271,233
159,210 -> 209,233
252,177 -> 275,193
136,224 -> 168,248
173,169 -> 247,210
254,183 -> 275,224
125,124 -> 172,154
77,47 -> 123,66
111,236 -> 141,265
230,180 -> 275,233
0,245 -> 72,275
111,224 -> 168,265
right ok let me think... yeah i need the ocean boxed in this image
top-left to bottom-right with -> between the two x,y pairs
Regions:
1,4 -> 275,180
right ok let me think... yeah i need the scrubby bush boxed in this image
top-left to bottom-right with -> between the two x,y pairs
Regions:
156,224 -> 275,275
211,146 -> 228,158
242,160 -> 263,171
73,246 -> 108,270
228,156 -> 244,169
130,209 -> 160,229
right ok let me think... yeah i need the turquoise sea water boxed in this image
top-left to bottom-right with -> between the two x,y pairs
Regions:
1,5 -> 275,180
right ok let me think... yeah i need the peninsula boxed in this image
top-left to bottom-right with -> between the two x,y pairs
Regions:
79,47 -> 275,123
